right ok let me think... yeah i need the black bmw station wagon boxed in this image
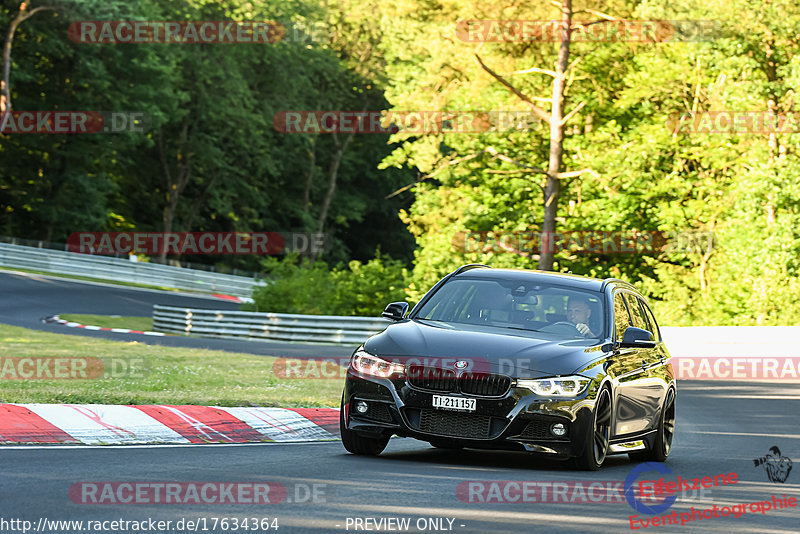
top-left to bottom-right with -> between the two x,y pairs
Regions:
340,265 -> 676,470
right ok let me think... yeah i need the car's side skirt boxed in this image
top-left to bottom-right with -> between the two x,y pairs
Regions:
609,440 -> 647,453
608,429 -> 657,454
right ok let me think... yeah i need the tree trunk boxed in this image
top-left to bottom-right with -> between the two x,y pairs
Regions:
183,175 -> 217,231
157,120 -> 192,263
764,35 -> 778,228
302,135 -> 317,213
538,0 -> 572,271
317,130 -> 354,235
2,3 -> 56,115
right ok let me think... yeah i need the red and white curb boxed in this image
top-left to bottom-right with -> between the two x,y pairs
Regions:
212,293 -> 254,304
0,404 -> 339,445
42,315 -> 166,336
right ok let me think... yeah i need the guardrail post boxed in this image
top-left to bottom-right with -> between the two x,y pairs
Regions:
151,304 -> 391,345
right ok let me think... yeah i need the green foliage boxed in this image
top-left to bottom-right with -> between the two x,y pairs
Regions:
376,0 -> 800,326
249,254 -> 410,316
0,0 -> 415,269
5,0 -> 800,326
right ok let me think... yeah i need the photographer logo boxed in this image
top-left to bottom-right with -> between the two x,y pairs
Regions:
753,446 -> 793,483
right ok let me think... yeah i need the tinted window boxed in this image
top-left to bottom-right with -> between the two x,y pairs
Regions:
414,278 -> 605,339
640,300 -> 661,341
613,293 -> 631,340
626,294 -> 648,331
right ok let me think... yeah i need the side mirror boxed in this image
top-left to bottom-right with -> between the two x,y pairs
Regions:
619,327 -> 656,349
382,302 -> 409,321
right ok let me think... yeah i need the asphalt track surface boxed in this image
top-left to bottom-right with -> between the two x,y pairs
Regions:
1,382 -> 798,533
0,270 -> 354,359
2,271 -> 799,533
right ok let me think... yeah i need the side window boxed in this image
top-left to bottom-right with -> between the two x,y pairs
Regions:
640,301 -> 661,341
626,294 -> 648,331
613,293 -> 631,340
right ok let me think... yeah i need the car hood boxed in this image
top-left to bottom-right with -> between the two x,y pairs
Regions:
364,319 -> 604,377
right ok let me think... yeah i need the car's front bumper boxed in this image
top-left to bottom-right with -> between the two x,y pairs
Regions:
342,370 -> 599,458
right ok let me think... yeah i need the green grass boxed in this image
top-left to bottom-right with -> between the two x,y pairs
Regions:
0,324 -> 343,407
59,314 -> 154,332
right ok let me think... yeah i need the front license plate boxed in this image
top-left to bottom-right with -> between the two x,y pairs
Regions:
432,395 -> 476,412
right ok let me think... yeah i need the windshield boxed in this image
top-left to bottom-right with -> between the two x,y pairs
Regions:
413,277 -> 606,340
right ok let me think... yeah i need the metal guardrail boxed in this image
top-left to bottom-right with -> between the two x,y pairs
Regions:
153,305 -> 390,345
0,242 -> 262,298
152,305 -> 800,352
0,235 -> 260,278
660,326 -> 800,358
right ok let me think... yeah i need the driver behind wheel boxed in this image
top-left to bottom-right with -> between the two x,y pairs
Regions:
566,296 -> 598,337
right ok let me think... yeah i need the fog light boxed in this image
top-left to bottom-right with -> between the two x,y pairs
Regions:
356,401 -> 369,414
551,423 -> 567,437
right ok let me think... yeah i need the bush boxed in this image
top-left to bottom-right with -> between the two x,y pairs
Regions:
248,254 -> 410,316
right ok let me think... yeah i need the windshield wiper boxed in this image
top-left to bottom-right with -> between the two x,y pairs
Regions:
505,326 -> 541,332
415,318 -> 455,328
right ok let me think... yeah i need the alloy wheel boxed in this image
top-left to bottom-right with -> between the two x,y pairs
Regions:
593,388 -> 612,464
662,390 -> 676,455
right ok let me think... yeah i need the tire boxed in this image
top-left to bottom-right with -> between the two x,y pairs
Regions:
630,388 -> 675,463
575,386 -> 611,471
340,397 -> 390,456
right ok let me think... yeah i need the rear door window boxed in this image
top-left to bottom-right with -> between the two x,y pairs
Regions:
625,293 -> 649,331
613,293 -> 631,341
639,300 -> 661,341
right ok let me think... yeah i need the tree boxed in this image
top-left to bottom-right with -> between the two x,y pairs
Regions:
2,1 -> 57,114
373,0 -> 640,290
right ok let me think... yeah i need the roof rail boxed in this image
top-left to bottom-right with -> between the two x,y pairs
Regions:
600,278 -> 637,291
452,264 -> 490,276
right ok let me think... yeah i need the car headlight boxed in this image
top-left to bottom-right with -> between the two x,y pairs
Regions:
350,349 -> 405,378
516,375 -> 592,397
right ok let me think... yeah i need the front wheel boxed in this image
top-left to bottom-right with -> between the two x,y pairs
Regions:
630,388 -> 675,462
575,387 -> 611,470
340,397 -> 390,456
